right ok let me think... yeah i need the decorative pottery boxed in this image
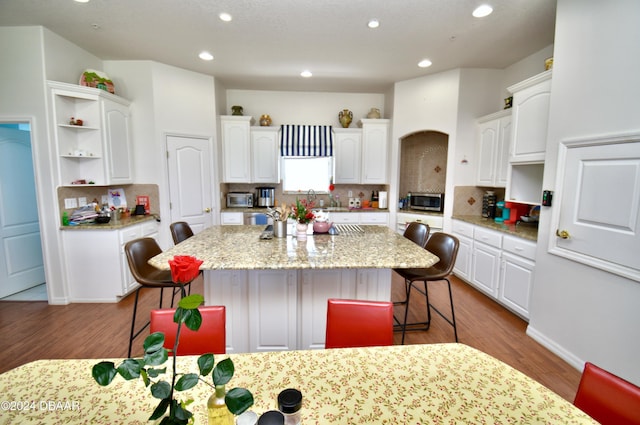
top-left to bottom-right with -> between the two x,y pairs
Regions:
259,114 -> 272,126
296,223 -> 308,240
338,109 -> 353,128
313,221 -> 332,234
545,57 -> 554,70
366,108 -> 381,119
231,105 -> 244,116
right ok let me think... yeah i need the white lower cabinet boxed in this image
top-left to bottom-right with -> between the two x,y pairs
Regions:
330,212 -> 389,226
206,268 -> 391,353
452,219 -> 536,319
62,220 -> 159,302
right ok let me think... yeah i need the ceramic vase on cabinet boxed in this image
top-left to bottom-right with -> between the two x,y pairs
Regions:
338,109 -> 353,128
296,223 -> 308,240
259,114 -> 272,126
366,108 -> 381,119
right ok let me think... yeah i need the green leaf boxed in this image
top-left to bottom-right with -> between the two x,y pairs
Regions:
212,358 -> 235,386
144,346 -> 169,366
172,399 -> 194,421
183,309 -> 202,331
178,294 -> 204,310
149,397 -> 170,420
150,380 -> 172,399
144,332 -> 166,353
225,387 -> 254,415
198,354 -> 215,376
175,373 -> 199,391
116,358 -> 141,380
140,368 -> 150,386
147,367 -> 167,378
92,361 -> 117,386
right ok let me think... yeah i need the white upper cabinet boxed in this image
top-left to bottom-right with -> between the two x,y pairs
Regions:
333,129 -> 362,184
361,119 -> 389,184
221,117 -> 279,183
508,70 -> 552,163
221,116 -> 252,182
49,81 -> 133,186
476,110 -> 511,187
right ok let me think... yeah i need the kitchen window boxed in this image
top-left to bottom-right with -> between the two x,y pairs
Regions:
281,157 -> 333,193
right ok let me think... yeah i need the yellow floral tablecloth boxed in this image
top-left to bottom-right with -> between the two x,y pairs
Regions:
0,343 -> 596,424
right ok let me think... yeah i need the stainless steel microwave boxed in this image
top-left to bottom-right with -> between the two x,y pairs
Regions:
226,192 -> 254,208
409,192 -> 444,212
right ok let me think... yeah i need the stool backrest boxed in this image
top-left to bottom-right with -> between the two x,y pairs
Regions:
403,222 -> 430,248
170,221 -> 194,245
124,238 -> 169,286
424,232 -> 460,276
574,362 -> 640,425
150,306 -> 226,355
325,299 -> 394,349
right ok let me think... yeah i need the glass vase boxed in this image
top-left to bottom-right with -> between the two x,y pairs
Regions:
208,385 -> 234,425
296,223 -> 308,240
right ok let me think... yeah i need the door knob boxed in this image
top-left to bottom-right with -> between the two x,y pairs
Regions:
556,229 -> 570,239
204,208 -> 211,213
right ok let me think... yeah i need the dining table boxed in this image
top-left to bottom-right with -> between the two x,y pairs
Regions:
0,343 -> 596,424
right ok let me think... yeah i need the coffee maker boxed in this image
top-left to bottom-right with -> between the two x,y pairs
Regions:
256,187 -> 275,207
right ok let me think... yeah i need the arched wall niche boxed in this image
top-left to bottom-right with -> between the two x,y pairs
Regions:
399,130 -> 449,197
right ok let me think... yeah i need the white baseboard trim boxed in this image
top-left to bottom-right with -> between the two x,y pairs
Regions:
526,325 -> 585,373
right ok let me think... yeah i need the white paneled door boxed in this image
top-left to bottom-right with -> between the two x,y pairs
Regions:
0,126 -> 45,298
166,134 -> 214,235
551,135 -> 640,282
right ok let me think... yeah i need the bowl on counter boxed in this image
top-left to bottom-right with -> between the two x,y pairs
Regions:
313,221 -> 332,233
95,215 -> 111,224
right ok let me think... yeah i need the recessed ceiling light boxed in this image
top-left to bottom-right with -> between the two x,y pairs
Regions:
367,19 -> 380,29
418,59 -> 432,68
472,4 -> 493,18
300,70 -> 312,78
74,0 -> 90,3
219,12 -> 232,22
199,51 -> 214,61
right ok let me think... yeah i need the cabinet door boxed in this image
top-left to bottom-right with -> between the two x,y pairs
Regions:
251,128 -> 279,183
221,117 -> 251,182
206,270 -> 249,354
248,270 -> 298,352
119,224 -> 144,296
471,242 -> 501,298
452,233 -> 473,281
510,73 -> 551,163
499,252 -> 534,319
476,119 -> 499,186
361,121 -> 389,184
334,130 -> 361,184
495,116 -> 512,186
103,98 -> 133,184
300,270 -> 357,350
355,269 -> 392,301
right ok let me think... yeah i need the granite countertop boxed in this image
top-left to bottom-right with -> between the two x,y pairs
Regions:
149,225 -> 439,271
59,215 -> 156,230
453,215 -> 539,242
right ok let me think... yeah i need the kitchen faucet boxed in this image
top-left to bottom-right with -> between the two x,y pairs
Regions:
307,189 -> 317,205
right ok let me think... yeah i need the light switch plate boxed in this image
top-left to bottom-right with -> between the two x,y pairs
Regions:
64,198 -> 78,209
78,197 -> 87,207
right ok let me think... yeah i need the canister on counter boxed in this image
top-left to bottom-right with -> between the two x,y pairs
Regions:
277,388 -> 302,425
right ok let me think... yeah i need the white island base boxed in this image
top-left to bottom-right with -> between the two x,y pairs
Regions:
204,268 -> 391,353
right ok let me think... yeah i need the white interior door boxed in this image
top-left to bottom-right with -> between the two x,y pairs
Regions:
550,135 -> 640,281
166,134 -> 214,235
0,126 -> 45,298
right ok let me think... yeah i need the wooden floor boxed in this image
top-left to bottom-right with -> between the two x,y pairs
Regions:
0,273 -> 582,402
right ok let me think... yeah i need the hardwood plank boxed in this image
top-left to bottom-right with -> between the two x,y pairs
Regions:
0,273 -> 581,402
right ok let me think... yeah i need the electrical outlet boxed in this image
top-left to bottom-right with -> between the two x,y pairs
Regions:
101,195 -> 108,205
64,198 -> 78,209
78,197 -> 87,207
348,190 -> 353,198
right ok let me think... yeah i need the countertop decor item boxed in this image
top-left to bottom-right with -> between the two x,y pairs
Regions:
289,198 -> 315,224
79,69 -> 115,94
231,105 -> 244,116
338,109 -> 353,128
259,114 -> 272,126
366,107 -> 381,119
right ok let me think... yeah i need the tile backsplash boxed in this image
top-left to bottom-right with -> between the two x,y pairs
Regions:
399,131 -> 448,196
57,184 -> 160,213
453,186 -> 505,216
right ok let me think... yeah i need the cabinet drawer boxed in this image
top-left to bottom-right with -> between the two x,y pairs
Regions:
474,227 -> 502,248
452,220 -> 474,239
360,212 -> 388,224
141,221 -> 159,237
221,212 -> 243,225
502,235 -> 536,261
330,212 -> 360,224
119,225 -> 142,246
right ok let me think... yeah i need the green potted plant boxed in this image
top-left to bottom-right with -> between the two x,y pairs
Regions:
92,256 -> 253,424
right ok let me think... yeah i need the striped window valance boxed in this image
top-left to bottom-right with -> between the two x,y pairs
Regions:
280,125 -> 333,157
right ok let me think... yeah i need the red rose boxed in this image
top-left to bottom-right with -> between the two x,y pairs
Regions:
329,184 -> 335,192
168,255 -> 203,284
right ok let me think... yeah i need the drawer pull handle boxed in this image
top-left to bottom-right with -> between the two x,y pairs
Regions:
556,229 -> 570,239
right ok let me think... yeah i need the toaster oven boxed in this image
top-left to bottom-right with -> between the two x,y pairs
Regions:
226,192 -> 254,208
409,192 -> 444,212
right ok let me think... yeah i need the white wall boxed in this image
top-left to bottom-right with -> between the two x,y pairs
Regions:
501,44 -> 554,101
226,90 -> 385,127
527,0 -> 640,384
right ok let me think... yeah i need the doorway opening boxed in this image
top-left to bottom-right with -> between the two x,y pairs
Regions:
0,122 -> 47,301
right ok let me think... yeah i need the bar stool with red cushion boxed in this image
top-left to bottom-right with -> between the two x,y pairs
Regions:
574,361 -> 640,425
325,298 -> 394,349
150,305 -> 226,355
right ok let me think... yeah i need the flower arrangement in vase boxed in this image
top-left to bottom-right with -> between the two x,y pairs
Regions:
290,199 -> 315,239
91,256 -> 253,424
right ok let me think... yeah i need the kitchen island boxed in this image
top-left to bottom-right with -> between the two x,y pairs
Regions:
150,225 -> 438,353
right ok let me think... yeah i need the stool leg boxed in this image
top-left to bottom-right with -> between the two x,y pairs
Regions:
128,287 -> 142,358
446,278 -> 458,342
401,280 -> 413,345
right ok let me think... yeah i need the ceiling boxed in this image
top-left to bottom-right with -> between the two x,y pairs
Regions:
0,0 -> 556,93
